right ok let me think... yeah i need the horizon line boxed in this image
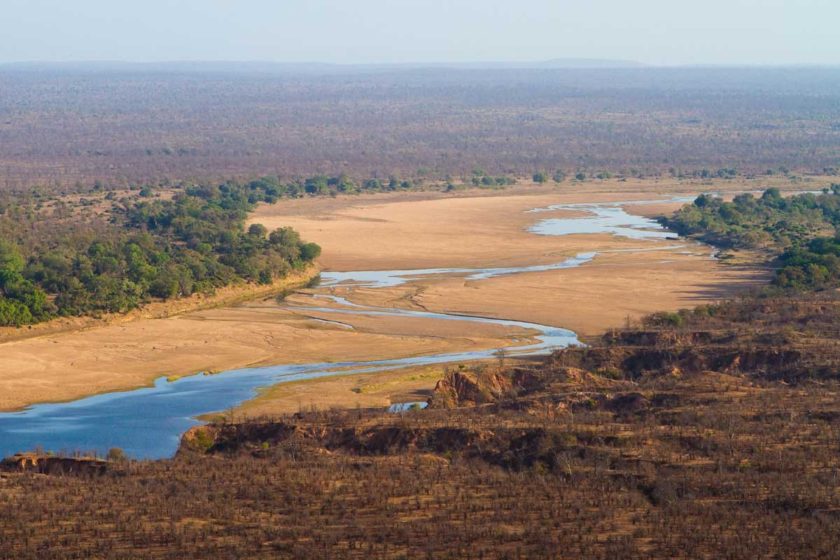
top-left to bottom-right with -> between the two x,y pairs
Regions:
2,59 -> 839,70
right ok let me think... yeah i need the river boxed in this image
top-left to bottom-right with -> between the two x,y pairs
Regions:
0,196 -> 696,459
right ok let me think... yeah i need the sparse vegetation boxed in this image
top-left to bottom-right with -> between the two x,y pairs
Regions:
3,293 -> 840,558
1,68 -> 839,191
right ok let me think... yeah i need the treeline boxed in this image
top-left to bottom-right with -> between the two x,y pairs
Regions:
133,170 -> 522,203
3,69 -> 840,191
663,185 -> 840,291
0,181 -> 320,326
244,174 -> 420,199
776,237 -> 840,291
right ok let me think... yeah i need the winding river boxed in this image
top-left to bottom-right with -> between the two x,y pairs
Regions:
0,196 -> 696,459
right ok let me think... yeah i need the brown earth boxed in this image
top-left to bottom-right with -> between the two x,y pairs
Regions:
9,293 -> 837,558
232,363 -> 453,419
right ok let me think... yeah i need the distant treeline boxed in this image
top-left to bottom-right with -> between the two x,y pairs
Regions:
663,185 -> 840,291
2,68 -> 839,190
245,174 -> 420,198
0,181 -> 321,326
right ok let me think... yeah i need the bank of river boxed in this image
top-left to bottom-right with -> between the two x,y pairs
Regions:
0,196 -> 714,459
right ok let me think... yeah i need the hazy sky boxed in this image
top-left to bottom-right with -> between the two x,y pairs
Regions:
1,0 -> 837,66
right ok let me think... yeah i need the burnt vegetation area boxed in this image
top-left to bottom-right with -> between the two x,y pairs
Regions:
1,66 -> 839,190
2,295 -> 840,558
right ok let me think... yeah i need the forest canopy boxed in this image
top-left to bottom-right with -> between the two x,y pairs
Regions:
0,181 -> 320,326
663,185 -> 840,291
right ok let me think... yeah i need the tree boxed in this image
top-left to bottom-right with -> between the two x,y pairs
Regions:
248,224 -> 268,237
106,447 -> 127,462
494,348 -> 508,368
0,240 -> 24,288
694,194 -> 712,208
0,298 -> 33,326
269,227 -> 301,248
532,172 -> 548,184
149,274 -> 180,299
300,242 -> 322,261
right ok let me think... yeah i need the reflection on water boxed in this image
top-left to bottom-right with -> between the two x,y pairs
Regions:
389,401 -> 429,413
320,252 -> 596,288
0,196 -> 689,460
528,197 -> 694,240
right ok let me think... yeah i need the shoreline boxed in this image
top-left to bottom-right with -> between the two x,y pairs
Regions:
0,267 -> 322,412
0,266 -> 321,346
0,179 -> 781,414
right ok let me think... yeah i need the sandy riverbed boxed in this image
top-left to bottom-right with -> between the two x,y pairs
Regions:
2,177 -> 812,412
233,179 -> 787,414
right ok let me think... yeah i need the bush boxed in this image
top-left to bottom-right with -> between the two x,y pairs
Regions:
106,448 -> 127,462
300,242 -> 322,262
0,298 -> 33,326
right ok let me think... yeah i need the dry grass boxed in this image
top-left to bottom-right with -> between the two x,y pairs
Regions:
2,293 -> 840,558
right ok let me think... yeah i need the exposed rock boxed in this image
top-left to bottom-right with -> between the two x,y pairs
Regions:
0,453 -> 108,476
429,367 -> 513,408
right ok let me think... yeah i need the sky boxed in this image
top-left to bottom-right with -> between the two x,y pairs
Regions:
1,0 -> 837,66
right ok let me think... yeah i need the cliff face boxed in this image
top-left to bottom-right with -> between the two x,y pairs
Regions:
428,367 -> 514,409
0,453 -> 108,476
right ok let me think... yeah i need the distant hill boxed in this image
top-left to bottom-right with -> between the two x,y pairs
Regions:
539,58 -> 647,68
0,58 -> 646,75
389,59 -> 647,70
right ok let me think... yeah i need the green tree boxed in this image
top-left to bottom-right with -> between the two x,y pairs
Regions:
0,298 -> 33,326
248,223 -> 268,237
0,240 -> 24,288
300,243 -> 322,261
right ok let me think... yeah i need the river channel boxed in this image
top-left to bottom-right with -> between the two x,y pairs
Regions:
0,197 -> 695,459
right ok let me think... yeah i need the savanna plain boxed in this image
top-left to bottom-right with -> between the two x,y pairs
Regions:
1,66 -> 840,559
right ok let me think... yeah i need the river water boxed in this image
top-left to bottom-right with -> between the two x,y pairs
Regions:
0,196 -> 690,459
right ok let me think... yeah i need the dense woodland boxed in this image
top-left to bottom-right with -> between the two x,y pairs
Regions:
0,167 -> 531,327
0,180 -> 321,326
1,66 -> 839,190
663,186 -> 840,291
